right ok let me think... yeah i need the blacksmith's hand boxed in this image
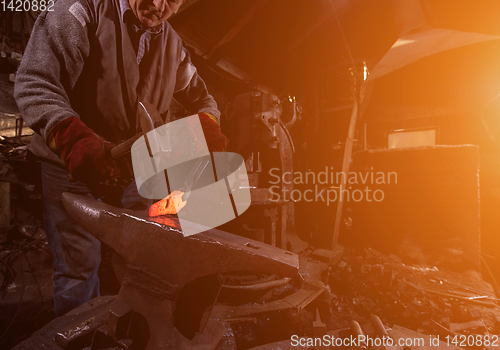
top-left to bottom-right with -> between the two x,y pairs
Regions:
198,113 -> 229,152
48,117 -> 129,194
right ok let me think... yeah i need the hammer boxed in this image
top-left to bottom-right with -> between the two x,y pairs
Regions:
110,103 -> 209,216
110,102 -> 164,160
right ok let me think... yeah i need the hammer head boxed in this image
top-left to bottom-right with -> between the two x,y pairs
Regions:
62,193 -> 299,287
138,101 -> 164,134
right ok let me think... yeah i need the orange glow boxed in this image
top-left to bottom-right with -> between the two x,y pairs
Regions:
148,190 -> 187,217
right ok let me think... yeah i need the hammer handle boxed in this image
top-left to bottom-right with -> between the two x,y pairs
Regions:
110,133 -> 142,159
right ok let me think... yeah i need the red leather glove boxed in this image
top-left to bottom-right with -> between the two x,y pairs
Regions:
48,117 -> 122,187
198,113 -> 229,152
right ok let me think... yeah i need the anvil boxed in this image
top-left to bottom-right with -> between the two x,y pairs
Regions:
57,193 -> 299,350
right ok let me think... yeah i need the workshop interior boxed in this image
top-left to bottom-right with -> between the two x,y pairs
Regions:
2,0 -> 500,349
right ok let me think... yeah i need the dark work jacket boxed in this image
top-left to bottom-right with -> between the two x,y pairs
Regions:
14,0 -> 219,165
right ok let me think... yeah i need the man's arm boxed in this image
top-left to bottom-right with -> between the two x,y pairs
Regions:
173,48 -> 221,122
14,0 -> 93,139
173,48 -> 228,152
15,2 -> 124,189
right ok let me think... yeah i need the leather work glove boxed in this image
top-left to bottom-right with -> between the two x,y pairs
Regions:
48,117 -> 129,195
198,113 -> 229,152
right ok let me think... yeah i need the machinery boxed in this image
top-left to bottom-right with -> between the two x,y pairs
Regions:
223,92 -> 307,253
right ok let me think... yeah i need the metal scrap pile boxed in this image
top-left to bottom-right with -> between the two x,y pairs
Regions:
327,246 -> 500,344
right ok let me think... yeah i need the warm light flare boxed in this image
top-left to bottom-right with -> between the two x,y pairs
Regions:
148,190 -> 187,217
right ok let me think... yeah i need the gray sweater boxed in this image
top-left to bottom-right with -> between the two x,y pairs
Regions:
14,0 -> 219,163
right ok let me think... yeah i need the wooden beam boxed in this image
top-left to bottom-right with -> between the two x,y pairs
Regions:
207,0 -> 270,61
331,0 -> 360,248
332,97 -> 358,248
